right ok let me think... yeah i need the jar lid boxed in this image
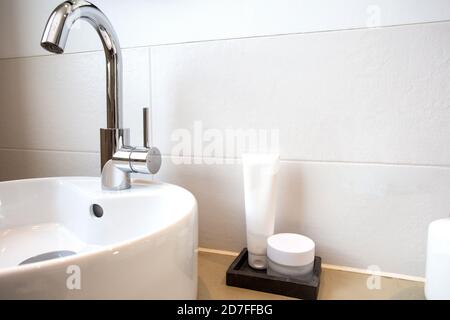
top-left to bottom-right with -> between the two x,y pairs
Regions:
267,233 -> 315,267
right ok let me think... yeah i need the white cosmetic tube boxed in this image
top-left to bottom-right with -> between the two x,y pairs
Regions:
242,153 -> 280,269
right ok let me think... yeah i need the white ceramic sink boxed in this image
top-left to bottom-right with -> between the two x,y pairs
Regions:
0,177 -> 198,299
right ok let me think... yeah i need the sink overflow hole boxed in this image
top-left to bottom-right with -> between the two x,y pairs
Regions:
91,204 -> 104,218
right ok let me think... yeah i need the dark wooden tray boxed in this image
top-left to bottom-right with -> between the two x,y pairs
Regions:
226,248 -> 321,300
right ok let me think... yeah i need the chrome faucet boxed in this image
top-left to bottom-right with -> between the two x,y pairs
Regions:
41,0 -> 161,190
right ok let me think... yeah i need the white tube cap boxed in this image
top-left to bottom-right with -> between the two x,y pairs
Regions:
267,233 -> 315,267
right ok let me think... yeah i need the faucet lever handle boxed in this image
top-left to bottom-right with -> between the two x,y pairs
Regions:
143,107 -> 150,148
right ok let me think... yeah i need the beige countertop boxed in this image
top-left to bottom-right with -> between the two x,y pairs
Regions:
198,251 -> 425,300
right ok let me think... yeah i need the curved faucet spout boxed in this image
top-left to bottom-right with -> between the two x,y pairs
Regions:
41,0 -> 122,129
40,1 -> 161,190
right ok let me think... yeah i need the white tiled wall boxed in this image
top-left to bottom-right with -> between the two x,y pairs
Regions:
157,157 -> 450,276
0,149 -> 99,181
1,0 -> 450,59
1,0 -> 450,276
151,22 -> 450,166
0,47 -> 150,152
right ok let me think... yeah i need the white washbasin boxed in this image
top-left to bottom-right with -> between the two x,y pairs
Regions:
0,177 -> 198,299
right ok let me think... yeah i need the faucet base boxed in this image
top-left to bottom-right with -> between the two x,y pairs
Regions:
101,159 -> 131,190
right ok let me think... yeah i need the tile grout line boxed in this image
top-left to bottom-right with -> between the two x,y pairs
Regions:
1,19 -> 450,61
148,47 -> 154,146
198,247 -> 426,283
0,147 -> 99,155
0,148 -> 449,169
159,154 -> 450,169
198,247 -> 239,257
146,19 -> 450,49
148,47 -> 155,182
320,263 -> 425,283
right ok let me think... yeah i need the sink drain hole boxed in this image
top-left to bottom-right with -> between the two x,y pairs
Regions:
91,204 -> 104,218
